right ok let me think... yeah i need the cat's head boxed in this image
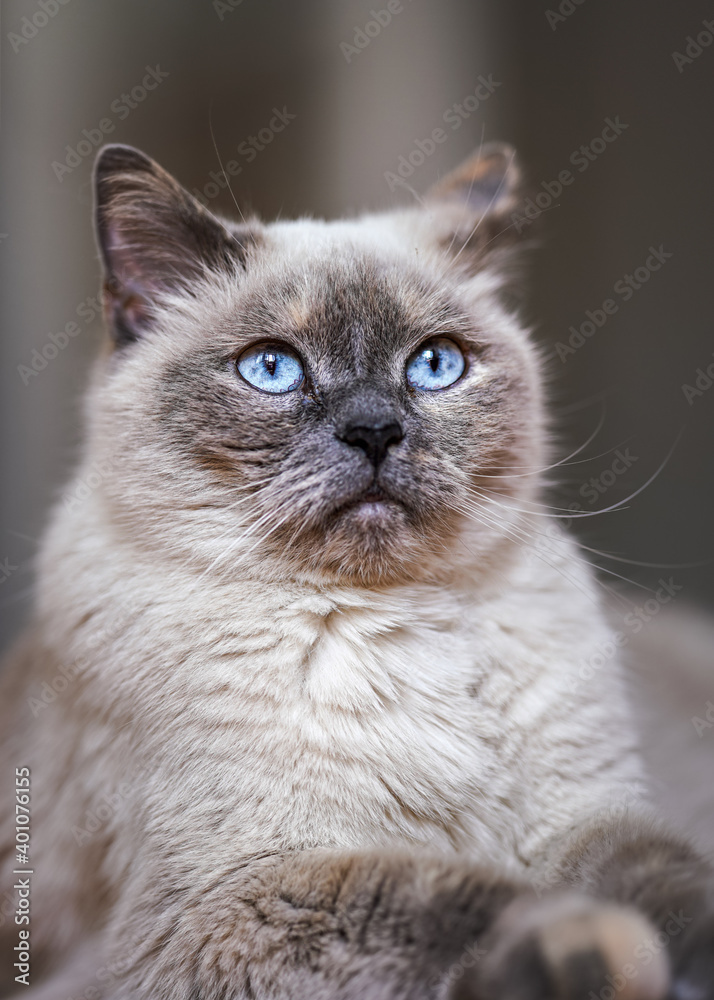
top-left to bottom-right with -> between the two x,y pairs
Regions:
85,143 -> 546,588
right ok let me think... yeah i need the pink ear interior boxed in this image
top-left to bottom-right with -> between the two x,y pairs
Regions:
428,143 -> 519,213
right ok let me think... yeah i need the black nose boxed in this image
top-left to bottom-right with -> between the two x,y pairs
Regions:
339,420 -> 403,467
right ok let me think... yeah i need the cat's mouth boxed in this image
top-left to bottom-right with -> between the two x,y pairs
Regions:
334,478 -> 403,518
360,483 -> 389,503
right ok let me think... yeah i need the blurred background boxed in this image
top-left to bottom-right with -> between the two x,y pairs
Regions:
1,0 -> 713,654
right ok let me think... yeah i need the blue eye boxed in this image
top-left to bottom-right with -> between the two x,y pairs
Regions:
236,342 -> 305,394
406,338 -> 465,391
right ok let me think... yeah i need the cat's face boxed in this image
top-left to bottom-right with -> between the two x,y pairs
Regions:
86,145 -> 545,587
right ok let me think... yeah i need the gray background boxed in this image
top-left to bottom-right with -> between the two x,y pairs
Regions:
1,0 -> 713,652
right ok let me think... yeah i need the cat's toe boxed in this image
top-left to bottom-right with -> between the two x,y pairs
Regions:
449,894 -> 670,1000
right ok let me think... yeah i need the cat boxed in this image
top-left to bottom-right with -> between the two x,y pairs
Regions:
0,141 -> 712,1000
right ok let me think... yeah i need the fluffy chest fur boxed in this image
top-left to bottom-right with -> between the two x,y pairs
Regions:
37,510 -> 644,879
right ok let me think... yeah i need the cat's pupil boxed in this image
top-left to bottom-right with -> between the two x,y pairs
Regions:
427,349 -> 439,373
264,352 -> 277,376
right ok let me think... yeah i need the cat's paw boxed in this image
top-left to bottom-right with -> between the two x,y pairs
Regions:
449,894 -> 669,1000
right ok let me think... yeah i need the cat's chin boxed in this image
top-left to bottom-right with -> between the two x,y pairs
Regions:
308,498 -> 440,585
338,501 -> 402,536
325,490 -> 404,539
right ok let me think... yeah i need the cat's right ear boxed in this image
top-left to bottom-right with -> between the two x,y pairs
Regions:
94,145 -> 256,345
419,142 -> 528,277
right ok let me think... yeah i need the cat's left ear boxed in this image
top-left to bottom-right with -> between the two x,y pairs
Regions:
94,144 -> 256,345
423,142 -> 526,272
